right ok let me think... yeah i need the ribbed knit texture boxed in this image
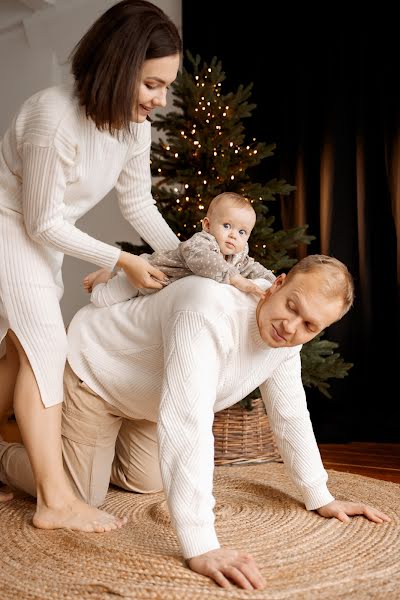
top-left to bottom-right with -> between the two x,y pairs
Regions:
67,275 -> 334,559
0,83 -> 179,407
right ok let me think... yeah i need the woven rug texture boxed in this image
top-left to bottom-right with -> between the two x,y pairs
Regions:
0,462 -> 398,600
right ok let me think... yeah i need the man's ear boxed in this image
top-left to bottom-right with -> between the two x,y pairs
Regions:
270,273 -> 286,293
202,217 -> 210,232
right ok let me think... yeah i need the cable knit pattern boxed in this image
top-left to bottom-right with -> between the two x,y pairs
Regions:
67,275 -> 334,558
0,83 -> 179,407
159,311 -> 220,556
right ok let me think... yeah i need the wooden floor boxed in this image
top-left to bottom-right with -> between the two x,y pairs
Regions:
319,442 -> 400,484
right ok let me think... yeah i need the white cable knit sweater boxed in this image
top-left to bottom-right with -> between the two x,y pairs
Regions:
67,275 -> 335,559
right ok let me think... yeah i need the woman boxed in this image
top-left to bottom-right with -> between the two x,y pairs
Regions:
0,0 -> 181,531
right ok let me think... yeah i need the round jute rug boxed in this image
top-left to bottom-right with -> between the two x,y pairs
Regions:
0,463 -> 398,600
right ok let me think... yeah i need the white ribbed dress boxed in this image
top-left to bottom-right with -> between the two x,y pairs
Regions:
0,83 -> 179,407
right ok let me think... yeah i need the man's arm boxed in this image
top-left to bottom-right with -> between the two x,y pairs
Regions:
157,310 -> 265,589
158,311 -> 221,557
260,352 -> 391,523
260,351 -> 334,509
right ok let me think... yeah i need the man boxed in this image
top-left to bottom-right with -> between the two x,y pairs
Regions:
0,255 -> 390,590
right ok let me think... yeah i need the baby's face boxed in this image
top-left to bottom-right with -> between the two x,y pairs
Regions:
202,203 -> 256,256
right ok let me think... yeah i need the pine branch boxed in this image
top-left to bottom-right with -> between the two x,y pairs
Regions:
300,333 -> 353,398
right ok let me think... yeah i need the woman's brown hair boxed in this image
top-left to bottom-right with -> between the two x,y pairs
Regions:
70,0 -> 182,135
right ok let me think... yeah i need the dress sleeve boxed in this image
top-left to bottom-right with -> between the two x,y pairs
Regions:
90,271 -> 139,307
179,233 -> 237,283
157,311 -> 221,559
21,143 -> 121,269
259,350 -> 335,510
115,124 -> 179,253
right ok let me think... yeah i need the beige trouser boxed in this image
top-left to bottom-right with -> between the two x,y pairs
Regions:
0,362 -> 162,505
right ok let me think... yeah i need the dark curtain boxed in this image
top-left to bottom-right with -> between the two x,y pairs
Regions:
182,4 -> 400,442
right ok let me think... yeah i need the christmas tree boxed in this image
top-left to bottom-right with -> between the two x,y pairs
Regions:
118,52 -> 352,405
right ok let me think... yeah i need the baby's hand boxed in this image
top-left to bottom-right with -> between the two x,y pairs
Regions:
83,268 -> 113,293
230,274 -> 265,298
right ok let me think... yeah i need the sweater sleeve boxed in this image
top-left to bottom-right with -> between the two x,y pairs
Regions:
115,125 -> 179,253
259,350 -> 335,510
238,254 -> 276,283
90,270 -> 139,307
179,233 -> 236,283
157,310 -> 221,559
21,142 -> 121,269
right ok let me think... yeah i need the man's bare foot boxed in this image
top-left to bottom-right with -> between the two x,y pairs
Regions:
83,268 -> 112,293
33,497 -> 128,533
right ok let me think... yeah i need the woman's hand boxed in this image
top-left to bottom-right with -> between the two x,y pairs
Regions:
117,251 -> 168,290
187,548 -> 265,590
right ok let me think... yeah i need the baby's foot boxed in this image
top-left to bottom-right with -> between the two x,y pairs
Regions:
33,497 -> 127,533
83,269 -> 112,293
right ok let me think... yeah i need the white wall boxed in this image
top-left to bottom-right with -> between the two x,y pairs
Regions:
0,0 -> 182,326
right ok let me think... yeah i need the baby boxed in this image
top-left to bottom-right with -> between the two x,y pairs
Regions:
84,192 -> 275,307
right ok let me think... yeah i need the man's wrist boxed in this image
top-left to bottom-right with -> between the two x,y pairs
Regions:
177,525 -> 220,560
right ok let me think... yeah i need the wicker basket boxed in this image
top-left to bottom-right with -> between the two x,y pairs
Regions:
213,398 -> 282,465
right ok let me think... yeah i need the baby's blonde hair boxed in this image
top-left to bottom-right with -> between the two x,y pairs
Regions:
206,192 -> 255,219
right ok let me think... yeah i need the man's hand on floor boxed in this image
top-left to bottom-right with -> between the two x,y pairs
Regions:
187,547 -> 266,589
316,499 -> 391,523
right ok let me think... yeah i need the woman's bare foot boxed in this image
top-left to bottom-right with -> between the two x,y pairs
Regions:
0,485 -> 13,502
33,497 -> 128,533
83,269 -> 113,293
